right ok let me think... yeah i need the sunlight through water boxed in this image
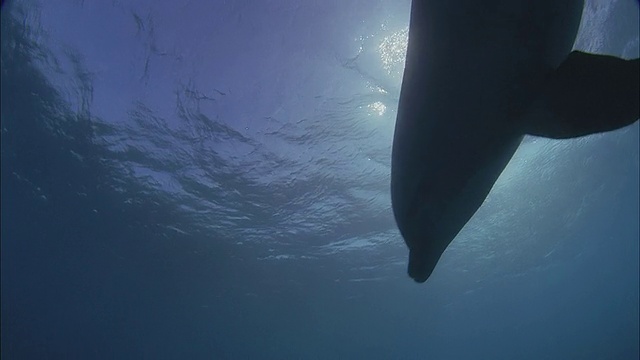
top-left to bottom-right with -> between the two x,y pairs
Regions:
378,27 -> 408,77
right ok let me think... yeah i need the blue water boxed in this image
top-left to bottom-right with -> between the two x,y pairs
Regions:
1,1 -> 638,359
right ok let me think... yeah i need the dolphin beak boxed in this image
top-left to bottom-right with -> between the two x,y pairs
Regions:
408,247 -> 436,283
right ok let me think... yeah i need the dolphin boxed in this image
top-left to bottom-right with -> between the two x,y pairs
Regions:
391,0 -> 639,283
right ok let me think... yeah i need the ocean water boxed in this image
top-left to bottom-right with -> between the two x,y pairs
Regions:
1,0 -> 638,359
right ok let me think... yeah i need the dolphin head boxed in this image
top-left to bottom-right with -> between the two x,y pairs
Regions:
394,199 -> 450,283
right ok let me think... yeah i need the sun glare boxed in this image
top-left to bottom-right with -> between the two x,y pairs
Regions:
378,28 -> 408,76
367,101 -> 387,116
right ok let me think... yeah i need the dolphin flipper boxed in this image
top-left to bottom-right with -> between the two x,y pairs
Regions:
526,51 -> 639,139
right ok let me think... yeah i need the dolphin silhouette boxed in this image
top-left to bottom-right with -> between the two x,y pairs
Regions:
391,0 -> 639,283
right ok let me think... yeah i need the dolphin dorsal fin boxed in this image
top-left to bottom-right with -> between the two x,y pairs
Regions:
525,51 -> 639,139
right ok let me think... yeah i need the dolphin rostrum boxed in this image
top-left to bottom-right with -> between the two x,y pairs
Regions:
391,0 -> 639,283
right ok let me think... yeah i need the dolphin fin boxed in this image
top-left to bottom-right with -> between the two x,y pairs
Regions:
525,51 -> 639,139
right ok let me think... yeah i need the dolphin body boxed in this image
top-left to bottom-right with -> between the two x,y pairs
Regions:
391,0 -> 639,283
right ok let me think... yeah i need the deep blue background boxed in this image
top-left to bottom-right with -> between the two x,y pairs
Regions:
2,0 -> 638,359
